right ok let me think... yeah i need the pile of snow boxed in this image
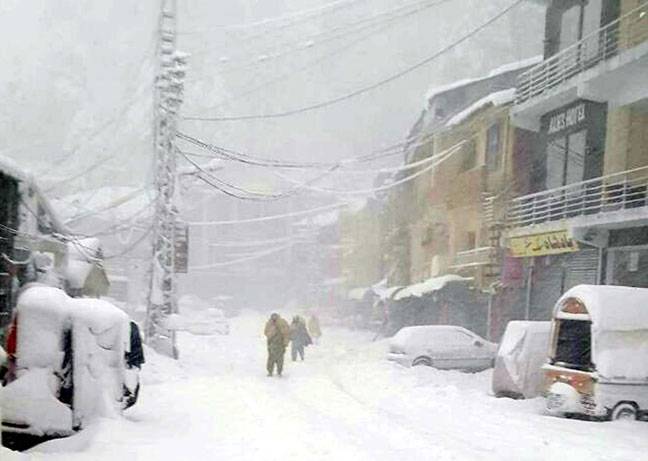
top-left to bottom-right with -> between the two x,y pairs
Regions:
64,238 -> 102,290
2,286 -> 133,435
1,368 -> 74,436
394,274 -> 472,300
174,294 -> 229,335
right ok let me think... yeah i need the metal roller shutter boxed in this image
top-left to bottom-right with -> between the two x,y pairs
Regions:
564,248 -> 599,290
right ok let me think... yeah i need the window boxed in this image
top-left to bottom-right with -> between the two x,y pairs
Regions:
552,319 -> 593,371
486,123 -> 501,171
545,129 -> 587,189
460,141 -> 477,172
559,0 -> 604,55
466,232 -> 476,250
559,5 -> 581,51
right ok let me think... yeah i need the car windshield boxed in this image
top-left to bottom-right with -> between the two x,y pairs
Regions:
552,319 -> 593,371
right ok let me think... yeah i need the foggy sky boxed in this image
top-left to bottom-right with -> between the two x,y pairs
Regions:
0,0 -> 544,198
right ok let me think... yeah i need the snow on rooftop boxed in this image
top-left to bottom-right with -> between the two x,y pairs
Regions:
424,55 -> 542,104
394,274 -> 472,301
444,88 -> 516,127
0,153 -> 34,183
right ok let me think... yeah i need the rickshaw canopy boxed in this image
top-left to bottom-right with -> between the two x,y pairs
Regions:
554,285 -> 648,333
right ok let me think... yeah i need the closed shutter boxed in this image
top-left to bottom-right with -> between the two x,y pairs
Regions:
530,256 -> 565,321
564,248 -> 599,290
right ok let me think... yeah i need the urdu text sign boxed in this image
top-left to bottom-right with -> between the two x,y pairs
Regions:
508,230 -> 579,257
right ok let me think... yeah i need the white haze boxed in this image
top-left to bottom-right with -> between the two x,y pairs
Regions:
0,0 -> 544,196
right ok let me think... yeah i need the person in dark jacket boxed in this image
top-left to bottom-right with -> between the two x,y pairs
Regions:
290,316 -> 312,362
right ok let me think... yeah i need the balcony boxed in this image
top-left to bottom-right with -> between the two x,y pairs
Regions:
512,2 -> 648,130
452,247 -> 495,269
506,166 -> 648,234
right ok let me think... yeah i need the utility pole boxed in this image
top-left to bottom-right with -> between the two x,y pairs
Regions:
146,0 -> 187,359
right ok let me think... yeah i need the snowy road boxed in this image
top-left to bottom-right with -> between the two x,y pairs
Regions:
9,311 -> 648,460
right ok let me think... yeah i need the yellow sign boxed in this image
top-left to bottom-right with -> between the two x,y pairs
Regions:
508,230 -> 579,257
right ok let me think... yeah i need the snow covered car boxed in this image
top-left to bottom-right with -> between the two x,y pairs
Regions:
492,321 -> 551,399
543,285 -> 648,421
1,285 -> 144,437
387,325 -> 497,371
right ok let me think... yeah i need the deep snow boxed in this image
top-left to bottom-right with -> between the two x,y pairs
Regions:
6,310 -> 648,460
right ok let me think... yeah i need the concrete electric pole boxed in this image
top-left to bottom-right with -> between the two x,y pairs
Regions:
146,0 -> 187,358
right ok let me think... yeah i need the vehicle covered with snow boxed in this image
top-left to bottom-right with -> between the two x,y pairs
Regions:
543,285 -> 648,421
492,321 -> 551,399
1,285 -> 144,437
387,325 -> 497,371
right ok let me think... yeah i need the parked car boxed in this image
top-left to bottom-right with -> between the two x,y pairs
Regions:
387,325 -> 497,371
492,321 -> 551,399
1,285 -> 144,438
543,285 -> 648,421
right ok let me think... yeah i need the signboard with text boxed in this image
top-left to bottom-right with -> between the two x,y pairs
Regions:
174,222 -> 189,273
508,230 -> 579,258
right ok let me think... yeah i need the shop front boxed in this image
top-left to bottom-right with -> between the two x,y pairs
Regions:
506,229 -> 600,323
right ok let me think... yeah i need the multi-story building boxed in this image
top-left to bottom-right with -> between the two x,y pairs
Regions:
504,0 -> 648,321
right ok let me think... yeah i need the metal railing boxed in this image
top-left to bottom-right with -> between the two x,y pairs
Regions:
507,166 -> 648,229
516,2 -> 648,105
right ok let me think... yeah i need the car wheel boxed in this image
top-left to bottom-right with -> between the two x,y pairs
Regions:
412,356 -> 433,367
610,402 -> 638,421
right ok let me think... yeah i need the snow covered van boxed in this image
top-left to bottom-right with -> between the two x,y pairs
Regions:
1,285 -> 144,437
544,285 -> 648,421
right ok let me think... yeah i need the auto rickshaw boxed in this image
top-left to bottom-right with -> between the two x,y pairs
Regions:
543,284 -> 648,421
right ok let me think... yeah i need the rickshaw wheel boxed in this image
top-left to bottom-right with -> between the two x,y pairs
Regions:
610,402 -> 638,421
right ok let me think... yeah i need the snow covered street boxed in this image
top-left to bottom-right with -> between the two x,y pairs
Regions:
7,311 -> 648,461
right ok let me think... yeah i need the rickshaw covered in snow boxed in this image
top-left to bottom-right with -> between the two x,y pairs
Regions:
544,285 -> 648,420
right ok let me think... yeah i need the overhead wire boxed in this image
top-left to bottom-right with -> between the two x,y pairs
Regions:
189,242 -> 294,270
186,0 -> 450,111
187,202 -> 348,226
182,0 -> 523,122
191,0 -> 451,72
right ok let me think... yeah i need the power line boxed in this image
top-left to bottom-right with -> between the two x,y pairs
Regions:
189,242 -> 294,270
186,1 -> 448,111
187,202 -> 348,226
191,0 -> 450,70
178,0 -> 366,34
176,128 -> 441,171
182,0 -> 523,122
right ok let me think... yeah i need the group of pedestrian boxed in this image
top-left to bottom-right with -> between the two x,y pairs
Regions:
263,312 -> 322,377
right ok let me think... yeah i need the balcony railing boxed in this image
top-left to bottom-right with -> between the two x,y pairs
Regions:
453,247 -> 495,268
516,2 -> 648,105
507,166 -> 648,229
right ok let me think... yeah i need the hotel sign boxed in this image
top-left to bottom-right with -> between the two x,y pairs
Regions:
548,103 -> 586,134
508,230 -> 579,257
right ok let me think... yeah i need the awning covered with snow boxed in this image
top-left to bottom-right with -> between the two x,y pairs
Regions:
394,274 -> 473,301
348,287 -> 370,301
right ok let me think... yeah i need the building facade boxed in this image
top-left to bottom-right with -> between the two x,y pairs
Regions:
503,0 -> 648,326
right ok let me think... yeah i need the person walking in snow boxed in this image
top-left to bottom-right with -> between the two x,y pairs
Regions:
264,313 -> 290,377
290,316 -> 312,362
307,313 -> 322,344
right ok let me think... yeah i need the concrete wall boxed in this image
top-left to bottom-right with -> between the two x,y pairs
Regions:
604,105 -> 648,175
